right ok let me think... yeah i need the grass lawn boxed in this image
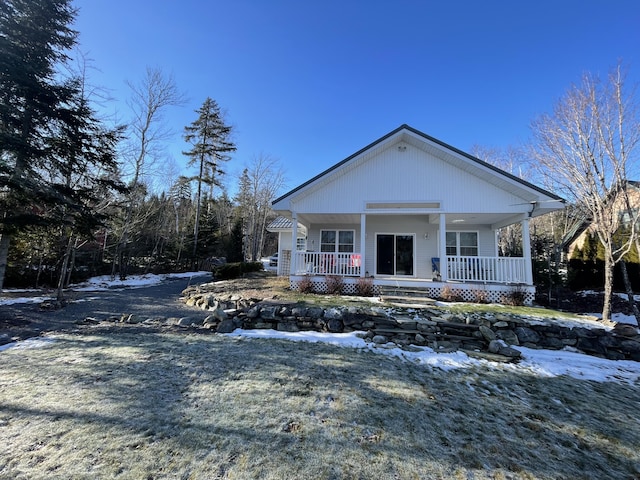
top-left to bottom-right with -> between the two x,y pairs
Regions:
0,325 -> 639,480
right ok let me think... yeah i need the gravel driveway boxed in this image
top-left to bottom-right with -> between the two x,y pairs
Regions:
0,273 -> 212,342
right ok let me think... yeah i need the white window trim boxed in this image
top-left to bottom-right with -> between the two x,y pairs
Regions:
320,229 -> 356,253
446,231 -> 479,257
374,232 -> 416,277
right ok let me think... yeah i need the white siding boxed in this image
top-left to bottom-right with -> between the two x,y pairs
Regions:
290,143 -> 528,215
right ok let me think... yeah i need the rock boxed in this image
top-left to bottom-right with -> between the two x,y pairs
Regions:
216,319 -> 236,334
326,318 -> 344,333
488,339 -> 521,358
291,306 -> 308,317
515,326 -> 541,344
496,329 -> 519,346
394,316 -> 417,330
343,313 -> 367,327
211,307 -> 228,322
414,333 -> 427,345
362,320 -> 376,329
539,337 -> 564,349
204,295 -> 218,309
260,306 -> 279,320
613,323 -> 639,337
0,334 -> 12,346
80,317 -> 100,325
576,337 -> 607,355
372,335 -> 388,344
493,321 -> 509,328
306,307 -> 324,318
123,314 -> 142,324
620,339 -> 640,354
415,317 -> 437,326
185,297 -> 198,307
277,322 -> 299,332
324,307 -> 343,320
178,317 -> 201,327
253,322 -> 274,329
478,325 -> 496,342
246,306 -> 260,318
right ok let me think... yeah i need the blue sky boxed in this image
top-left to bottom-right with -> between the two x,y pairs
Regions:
72,0 -> 640,195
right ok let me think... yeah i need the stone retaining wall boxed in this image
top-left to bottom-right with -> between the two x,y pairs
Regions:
181,290 -> 640,362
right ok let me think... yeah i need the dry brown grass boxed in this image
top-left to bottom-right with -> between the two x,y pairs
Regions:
0,325 -> 639,479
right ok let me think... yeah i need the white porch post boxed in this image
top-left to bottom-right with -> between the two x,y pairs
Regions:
360,213 -> 366,277
291,213 -> 298,275
521,216 -> 533,285
439,213 -> 447,281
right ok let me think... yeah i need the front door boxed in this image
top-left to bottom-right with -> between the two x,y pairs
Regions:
376,234 -> 414,276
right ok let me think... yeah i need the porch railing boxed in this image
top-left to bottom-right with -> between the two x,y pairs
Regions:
293,251 -> 362,276
445,256 -> 527,284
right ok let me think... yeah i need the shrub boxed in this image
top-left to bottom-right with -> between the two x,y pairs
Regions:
503,285 -> 526,306
297,275 -> 314,294
440,285 -> 462,302
325,275 -> 344,295
471,288 -> 488,304
355,276 -> 374,296
213,261 -> 263,280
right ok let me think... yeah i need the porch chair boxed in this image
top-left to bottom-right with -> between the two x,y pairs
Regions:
431,257 -> 441,281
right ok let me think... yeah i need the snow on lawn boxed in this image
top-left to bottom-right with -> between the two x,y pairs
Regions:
225,329 -> 640,384
591,311 -> 639,326
71,271 -> 210,291
0,295 -> 55,306
0,271 -> 210,305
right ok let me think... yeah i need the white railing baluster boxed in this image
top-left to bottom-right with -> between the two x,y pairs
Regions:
445,256 -> 527,284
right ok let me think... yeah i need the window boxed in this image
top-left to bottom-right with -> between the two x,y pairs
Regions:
296,237 -> 307,251
320,230 -> 355,253
620,209 -> 639,228
446,231 -> 478,256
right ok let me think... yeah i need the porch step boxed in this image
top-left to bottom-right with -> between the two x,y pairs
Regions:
379,286 -> 437,307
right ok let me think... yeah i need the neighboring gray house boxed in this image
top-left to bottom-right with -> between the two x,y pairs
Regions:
270,125 -> 564,304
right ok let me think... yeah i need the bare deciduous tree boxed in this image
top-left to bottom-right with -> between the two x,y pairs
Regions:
113,67 -> 185,279
236,155 -> 286,261
529,63 -> 640,322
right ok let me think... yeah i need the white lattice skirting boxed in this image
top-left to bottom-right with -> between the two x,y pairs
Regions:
289,276 -> 535,305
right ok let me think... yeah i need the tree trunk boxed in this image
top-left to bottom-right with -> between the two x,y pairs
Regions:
192,156 -> 204,263
619,260 -> 640,322
56,235 -> 73,302
602,256 -> 615,322
0,233 -> 10,291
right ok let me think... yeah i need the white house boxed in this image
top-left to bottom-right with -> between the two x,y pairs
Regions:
270,125 -> 564,304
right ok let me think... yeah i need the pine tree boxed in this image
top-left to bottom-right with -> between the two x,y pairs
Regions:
183,98 -> 236,263
0,0 -> 78,290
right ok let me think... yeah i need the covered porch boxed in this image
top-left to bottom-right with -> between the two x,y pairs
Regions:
279,211 -> 536,304
288,250 -> 528,285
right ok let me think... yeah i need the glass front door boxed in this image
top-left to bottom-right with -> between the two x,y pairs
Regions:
376,234 -> 414,276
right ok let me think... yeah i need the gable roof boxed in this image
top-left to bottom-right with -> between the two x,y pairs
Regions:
273,124 -> 563,206
561,180 -> 640,250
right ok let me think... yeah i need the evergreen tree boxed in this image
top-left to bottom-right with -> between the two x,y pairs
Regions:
0,0 -> 79,290
183,98 -> 236,262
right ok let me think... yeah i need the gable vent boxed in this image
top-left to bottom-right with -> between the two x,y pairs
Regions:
366,202 -> 440,209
